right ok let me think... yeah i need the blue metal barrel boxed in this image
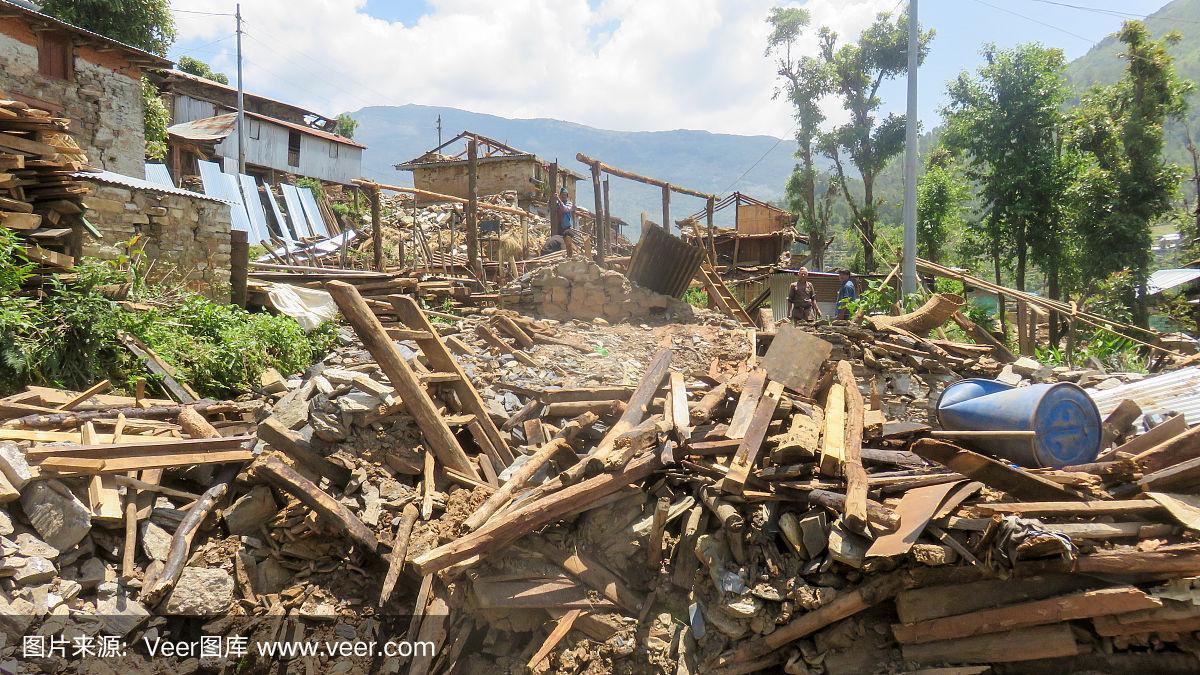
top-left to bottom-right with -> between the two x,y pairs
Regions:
935,379 -> 1102,468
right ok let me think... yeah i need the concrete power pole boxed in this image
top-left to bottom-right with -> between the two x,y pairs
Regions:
901,0 -> 918,295
236,3 -> 245,174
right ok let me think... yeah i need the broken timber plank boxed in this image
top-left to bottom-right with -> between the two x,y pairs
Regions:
901,624 -> 1078,665
724,369 -> 765,440
58,380 -> 111,411
835,360 -> 867,530
257,416 -> 352,487
912,439 -> 1081,502
973,500 -> 1163,517
528,609 -> 582,670
819,383 -> 846,477
252,454 -> 378,553
327,282 -> 479,479
116,331 -> 198,403
719,381 -> 783,496
759,324 -> 833,395
413,453 -> 662,576
891,586 -> 1160,644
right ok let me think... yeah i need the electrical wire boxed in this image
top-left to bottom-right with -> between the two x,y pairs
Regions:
171,7 -> 235,17
969,0 -> 1097,42
1021,0 -> 1200,24
720,136 -> 785,194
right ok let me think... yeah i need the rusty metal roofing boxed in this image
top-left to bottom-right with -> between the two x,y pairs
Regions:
74,169 -> 229,204
1088,366 -> 1200,426
167,111 -> 366,149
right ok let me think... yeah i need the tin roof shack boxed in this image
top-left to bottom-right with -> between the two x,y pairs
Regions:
0,0 -> 170,177
682,192 -> 796,268
155,70 -> 364,185
395,132 -> 583,209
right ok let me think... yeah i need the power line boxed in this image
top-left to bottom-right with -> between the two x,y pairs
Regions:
969,0 -> 1096,43
721,136 -> 784,194
172,7 -> 235,17
1021,0 -> 1200,25
174,33 -> 234,57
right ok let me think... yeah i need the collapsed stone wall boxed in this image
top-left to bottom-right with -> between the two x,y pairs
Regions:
81,178 -> 233,300
0,21 -> 146,177
507,258 -> 694,323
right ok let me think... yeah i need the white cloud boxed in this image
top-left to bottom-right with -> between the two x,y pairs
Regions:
172,0 -> 899,137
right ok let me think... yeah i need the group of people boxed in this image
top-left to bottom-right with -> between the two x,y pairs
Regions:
788,266 -> 858,323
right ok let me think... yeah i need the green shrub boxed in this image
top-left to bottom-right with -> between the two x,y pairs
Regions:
683,286 -> 709,308
0,244 -> 337,398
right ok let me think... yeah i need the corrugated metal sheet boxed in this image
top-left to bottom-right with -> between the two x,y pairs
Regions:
626,224 -> 706,298
280,184 -> 314,238
1148,269 -> 1200,295
263,187 -> 296,241
75,169 -> 226,203
169,113 -> 237,142
297,186 -> 330,238
143,164 -> 175,188
1088,367 -> 1200,426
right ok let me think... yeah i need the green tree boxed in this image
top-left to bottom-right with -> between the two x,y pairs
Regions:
142,77 -> 168,161
785,167 -> 838,269
915,147 -> 966,264
818,12 -> 933,272
1068,22 -> 1192,327
943,44 -> 1076,304
766,7 -> 833,269
178,56 -> 229,85
40,0 -> 175,55
335,113 -> 358,139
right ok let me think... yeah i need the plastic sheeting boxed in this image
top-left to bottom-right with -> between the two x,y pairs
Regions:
264,282 -> 338,331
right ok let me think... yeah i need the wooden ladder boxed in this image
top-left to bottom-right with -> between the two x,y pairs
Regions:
387,295 -> 515,469
698,263 -> 756,328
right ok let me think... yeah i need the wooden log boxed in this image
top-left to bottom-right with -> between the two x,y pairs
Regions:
380,503 -> 419,605
807,488 -> 899,531
577,348 -> 671,476
719,381 -> 783,495
835,361 -> 868,531
543,400 -> 624,417
1,400 -> 257,430
951,311 -> 1016,363
901,624 -> 1078,665
647,496 -> 670,567
690,381 -> 728,424
912,439 -> 1081,501
891,586 -> 1160,644
252,455 -> 378,553
140,482 -> 229,605
895,574 -> 1098,624
494,315 -> 534,348
326,281 -> 478,479
463,412 -> 599,533
575,153 -> 714,200
412,453 -> 662,576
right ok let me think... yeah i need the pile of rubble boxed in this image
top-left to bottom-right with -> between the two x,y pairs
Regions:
502,258 -> 697,324
1,279 -> 1199,673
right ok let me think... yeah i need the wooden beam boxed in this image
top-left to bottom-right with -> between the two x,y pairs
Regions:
326,281 -> 479,479
252,454 -> 377,553
575,153 -> 714,200
820,383 -> 846,477
912,439 -> 1081,501
719,381 -> 783,495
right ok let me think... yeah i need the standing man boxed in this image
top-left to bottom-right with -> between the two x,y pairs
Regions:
835,269 -> 858,320
788,267 -> 820,323
555,186 -> 577,257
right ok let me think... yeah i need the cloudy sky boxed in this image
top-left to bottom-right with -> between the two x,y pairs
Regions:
168,0 -> 1173,138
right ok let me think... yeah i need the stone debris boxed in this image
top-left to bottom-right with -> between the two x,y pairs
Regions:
0,265 -> 1198,674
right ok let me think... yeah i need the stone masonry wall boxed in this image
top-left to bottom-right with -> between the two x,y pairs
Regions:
0,20 -> 146,177
511,258 -> 694,324
81,179 -> 233,300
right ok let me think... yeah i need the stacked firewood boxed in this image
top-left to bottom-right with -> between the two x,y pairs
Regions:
0,92 -> 90,271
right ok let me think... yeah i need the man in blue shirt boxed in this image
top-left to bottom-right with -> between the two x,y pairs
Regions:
835,268 -> 858,320
555,187 -> 577,256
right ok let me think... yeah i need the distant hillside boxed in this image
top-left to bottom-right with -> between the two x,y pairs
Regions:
350,104 -> 801,228
1065,0 -> 1200,168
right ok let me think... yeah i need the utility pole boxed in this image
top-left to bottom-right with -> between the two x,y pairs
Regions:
236,3 -> 245,174
901,0 -> 918,295
436,114 -> 442,147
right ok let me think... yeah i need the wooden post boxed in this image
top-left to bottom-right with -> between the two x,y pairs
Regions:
548,161 -> 559,236
661,186 -> 670,232
591,162 -> 604,263
602,178 -> 611,259
230,228 -> 248,308
371,186 -> 383,272
706,196 -> 716,262
466,138 -> 480,278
